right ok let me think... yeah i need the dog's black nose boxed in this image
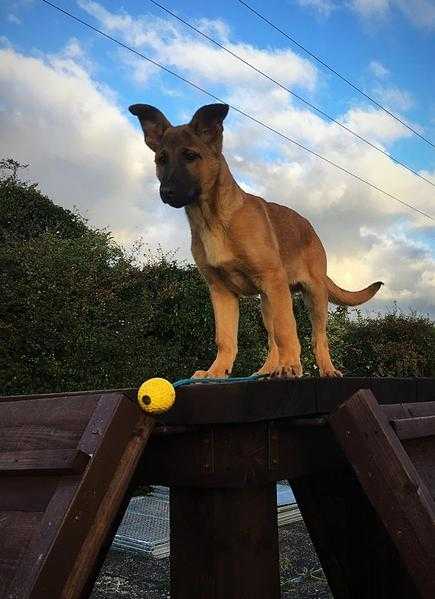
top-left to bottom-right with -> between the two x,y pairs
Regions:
160,186 -> 175,203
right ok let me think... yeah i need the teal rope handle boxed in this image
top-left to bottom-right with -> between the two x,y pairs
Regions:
173,374 -> 268,388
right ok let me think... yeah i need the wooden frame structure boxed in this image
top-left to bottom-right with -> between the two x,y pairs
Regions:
1,378 -> 434,598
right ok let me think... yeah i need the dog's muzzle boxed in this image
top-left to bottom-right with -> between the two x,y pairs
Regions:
160,186 -> 199,208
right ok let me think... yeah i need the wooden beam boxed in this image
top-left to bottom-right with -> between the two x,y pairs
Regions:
391,415 -> 435,441
329,389 -> 435,599
170,484 -> 280,599
0,449 -> 90,475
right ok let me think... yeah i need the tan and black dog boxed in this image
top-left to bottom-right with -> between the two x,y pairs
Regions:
129,102 -> 382,378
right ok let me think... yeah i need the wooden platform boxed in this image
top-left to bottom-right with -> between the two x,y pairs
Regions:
1,378 -> 434,598
0,392 -> 154,598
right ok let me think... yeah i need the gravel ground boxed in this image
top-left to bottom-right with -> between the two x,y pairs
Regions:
91,520 -> 333,598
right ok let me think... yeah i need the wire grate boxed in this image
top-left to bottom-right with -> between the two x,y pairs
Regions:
112,484 -> 300,559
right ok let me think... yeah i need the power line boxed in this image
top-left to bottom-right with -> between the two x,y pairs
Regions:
38,0 -> 434,222
149,0 -> 435,191
237,0 -> 435,150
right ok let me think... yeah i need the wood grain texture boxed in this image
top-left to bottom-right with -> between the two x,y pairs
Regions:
170,484 -> 280,599
0,393 -> 154,599
0,449 -> 90,474
3,378 -> 434,425
391,415 -> 435,440
329,390 -> 435,599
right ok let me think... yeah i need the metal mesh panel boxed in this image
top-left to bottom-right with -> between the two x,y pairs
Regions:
112,484 -> 301,559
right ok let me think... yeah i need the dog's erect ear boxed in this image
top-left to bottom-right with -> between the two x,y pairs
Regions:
189,103 -> 229,151
129,104 -> 172,152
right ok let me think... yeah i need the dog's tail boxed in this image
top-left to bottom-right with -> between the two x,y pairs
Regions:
326,277 -> 383,306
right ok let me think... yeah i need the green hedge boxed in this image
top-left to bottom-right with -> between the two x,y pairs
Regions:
1,166 -> 434,395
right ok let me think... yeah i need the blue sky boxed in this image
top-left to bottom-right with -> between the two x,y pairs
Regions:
1,0 -> 435,314
3,0 -> 435,170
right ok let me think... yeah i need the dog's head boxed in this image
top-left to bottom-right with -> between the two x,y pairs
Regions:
129,103 -> 229,209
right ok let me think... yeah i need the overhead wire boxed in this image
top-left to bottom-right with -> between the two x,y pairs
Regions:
38,0 -> 435,221
148,0 -> 435,191
237,0 -> 435,150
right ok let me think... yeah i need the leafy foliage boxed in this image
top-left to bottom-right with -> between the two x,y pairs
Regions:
1,166 -> 434,395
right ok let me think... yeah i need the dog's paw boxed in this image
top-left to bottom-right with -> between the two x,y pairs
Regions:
191,368 -> 230,379
253,364 -> 278,377
192,370 -> 209,379
320,368 -> 343,378
273,363 -> 303,378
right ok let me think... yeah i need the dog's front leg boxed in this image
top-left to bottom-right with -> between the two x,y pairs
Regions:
260,272 -> 302,377
192,282 -> 239,378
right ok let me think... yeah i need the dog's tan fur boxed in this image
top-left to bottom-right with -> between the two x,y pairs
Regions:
130,103 -> 382,378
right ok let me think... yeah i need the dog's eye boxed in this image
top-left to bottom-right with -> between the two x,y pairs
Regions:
156,153 -> 167,165
184,150 -> 200,162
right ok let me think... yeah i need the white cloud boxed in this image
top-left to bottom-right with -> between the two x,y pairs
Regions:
7,14 -> 22,25
341,106 -> 411,143
350,0 -> 435,29
350,0 -> 391,18
78,0 -> 318,92
0,44 -> 171,251
396,0 -> 435,30
193,18 -> 230,42
1,6 -> 435,315
296,0 -> 337,16
373,85 -> 415,112
368,60 -> 390,79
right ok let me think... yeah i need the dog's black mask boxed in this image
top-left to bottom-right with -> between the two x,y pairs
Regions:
159,167 -> 201,209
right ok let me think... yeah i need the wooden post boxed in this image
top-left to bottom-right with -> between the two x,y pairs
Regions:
170,483 -> 280,599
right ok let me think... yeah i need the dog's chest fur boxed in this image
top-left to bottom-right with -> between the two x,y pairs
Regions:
200,226 -> 233,268
194,224 -> 257,295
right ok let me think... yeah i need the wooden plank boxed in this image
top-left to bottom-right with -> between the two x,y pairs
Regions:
0,512 -> 43,598
62,410 -> 154,598
170,484 -> 280,599
0,395 -> 100,451
4,393 -> 154,599
391,415 -> 435,440
329,390 -> 435,599
3,379 -> 435,424
383,402 -> 435,420
407,401 -> 435,417
0,477 -> 59,512
161,378 -> 317,425
141,420 -> 346,488
316,378 -> 418,413
0,449 -> 90,475
403,436 -> 435,500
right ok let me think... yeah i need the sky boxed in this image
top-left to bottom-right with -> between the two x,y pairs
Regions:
1,0 -> 435,315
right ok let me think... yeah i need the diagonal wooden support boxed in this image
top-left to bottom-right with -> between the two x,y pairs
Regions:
329,389 -> 435,599
0,393 -> 154,599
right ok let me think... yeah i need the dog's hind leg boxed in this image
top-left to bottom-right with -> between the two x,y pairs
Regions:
258,271 -> 302,377
302,280 -> 342,377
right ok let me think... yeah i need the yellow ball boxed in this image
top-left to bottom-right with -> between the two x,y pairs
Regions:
137,378 -> 176,414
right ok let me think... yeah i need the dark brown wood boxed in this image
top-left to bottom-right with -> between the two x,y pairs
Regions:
4,378 -> 434,425
290,469 -> 419,599
1,380 -> 435,599
141,419 -> 345,488
391,415 -> 435,440
0,393 -> 155,599
315,377 -> 418,413
0,449 -> 90,475
0,395 -> 100,450
329,389 -> 435,599
170,483 -> 280,599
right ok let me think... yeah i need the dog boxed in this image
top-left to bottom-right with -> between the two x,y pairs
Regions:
129,102 -> 382,378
